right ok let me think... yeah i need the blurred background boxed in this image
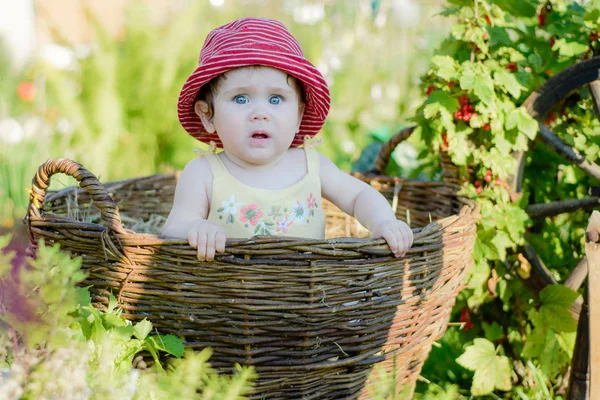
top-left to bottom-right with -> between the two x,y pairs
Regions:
0,0 -> 452,233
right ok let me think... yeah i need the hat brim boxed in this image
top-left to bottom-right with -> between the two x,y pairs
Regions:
178,48 -> 331,148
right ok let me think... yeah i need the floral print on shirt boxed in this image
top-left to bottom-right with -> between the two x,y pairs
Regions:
215,193 -> 320,236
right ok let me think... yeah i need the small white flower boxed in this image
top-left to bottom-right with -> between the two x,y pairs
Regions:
221,195 -> 242,215
291,202 -> 308,222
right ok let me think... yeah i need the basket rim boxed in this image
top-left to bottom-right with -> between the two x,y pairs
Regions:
27,157 -> 479,257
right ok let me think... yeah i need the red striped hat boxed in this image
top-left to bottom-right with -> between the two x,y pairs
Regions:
177,17 -> 331,148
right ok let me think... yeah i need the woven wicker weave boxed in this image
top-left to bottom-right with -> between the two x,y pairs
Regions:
26,127 -> 479,399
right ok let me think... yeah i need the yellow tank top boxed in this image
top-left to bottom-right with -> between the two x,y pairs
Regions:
204,149 -> 326,239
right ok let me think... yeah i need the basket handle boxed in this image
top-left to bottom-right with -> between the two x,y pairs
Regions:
368,125 -> 416,175
28,158 -> 125,233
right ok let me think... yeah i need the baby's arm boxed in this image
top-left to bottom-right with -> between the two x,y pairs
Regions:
319,154 -> 414,257
162,157 -> 226,261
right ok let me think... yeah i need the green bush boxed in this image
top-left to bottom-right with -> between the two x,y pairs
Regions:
0,235 -> 257,399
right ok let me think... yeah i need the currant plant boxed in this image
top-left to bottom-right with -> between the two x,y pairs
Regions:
413,0 -> 599,397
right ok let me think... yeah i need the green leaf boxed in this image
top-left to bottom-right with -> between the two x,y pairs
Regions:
482,148 -> 517,180
539,330 -> 566,378
493,0 -> 537,17
423,91 -> 459,119
539,285 -> 579,332
522,324 -> 545,358
457,338 -> 512,395
486,27 -> 512,46
494,69 -> 523,99
148,334 -> 185,358
506,107 -> 538,140
460,65 -> 495,106
227,214 -> 235,224
107,292 -> 118,313
133,318 -> 153,340
540,284 -> 580,308
492,132 -> 513,155
447,128 -> 471,165
482,322 -> 505,342
104,313 -> 128,329
431,55 -> 458,81
491,231 -> 513,261
554,38 -> 589,57
474,228 -> 500,260
75,287 -> 92,307
466,259 -> 491,290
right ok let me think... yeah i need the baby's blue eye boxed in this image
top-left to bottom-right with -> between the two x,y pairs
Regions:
234,95 -> 249,104
269,95 -> 283,105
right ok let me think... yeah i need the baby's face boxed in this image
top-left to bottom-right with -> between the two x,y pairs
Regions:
197,66 -> 305,166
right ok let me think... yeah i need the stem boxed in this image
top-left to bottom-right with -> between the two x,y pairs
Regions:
470,0 -> 479,63
538,124 -> 600,181
526,197 -> 600,219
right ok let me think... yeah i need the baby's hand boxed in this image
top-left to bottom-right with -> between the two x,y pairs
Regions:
371,220 -> 414,258
187,220 -> 227,261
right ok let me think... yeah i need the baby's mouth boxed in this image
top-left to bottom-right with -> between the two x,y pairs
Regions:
251,131 -> 270,139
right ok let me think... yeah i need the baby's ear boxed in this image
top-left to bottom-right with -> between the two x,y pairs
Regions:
195,100 -> 216,133
296,102 -> 306,133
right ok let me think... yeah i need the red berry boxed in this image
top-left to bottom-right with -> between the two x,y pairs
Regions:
538,14 -> 546,26
17,81 -> 36,103
463,113 -> 472,122
506,62 -> 517,72
550,37 -> 555,47
484,15 -> 491,25
459,308 -> 474,331
476,187 -> 482,194
591,32 -> 599,42
448,81 -> 457,89
459,95 -> 469,105
426,85 -> 436,95
441,132 -> 449,147
482,123 -> 491,131
484,172 -> 492,183
474,180 -> 481,188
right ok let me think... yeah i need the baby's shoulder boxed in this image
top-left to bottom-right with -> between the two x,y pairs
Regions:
178,156 -> 213,186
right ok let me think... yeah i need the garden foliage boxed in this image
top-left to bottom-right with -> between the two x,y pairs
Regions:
413,0 -> 599,397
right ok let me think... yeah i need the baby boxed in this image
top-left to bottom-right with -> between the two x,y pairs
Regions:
162,17 -> 413,261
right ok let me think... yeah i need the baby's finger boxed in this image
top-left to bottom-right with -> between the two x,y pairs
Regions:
188,230 -> 199,248
394,229 -> 407,257
382,229 -> 399,257
197,232 -> 208,261
397,222 -> 413,250
215,230 -> 226,253
205,234 -> 216,262
404,225 -> 414,249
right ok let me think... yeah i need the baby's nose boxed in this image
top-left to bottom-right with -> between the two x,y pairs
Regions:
250,109 -> 269,121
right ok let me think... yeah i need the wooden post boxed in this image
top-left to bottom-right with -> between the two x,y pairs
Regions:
568,284 -> 590,400
587,211 -> 600,400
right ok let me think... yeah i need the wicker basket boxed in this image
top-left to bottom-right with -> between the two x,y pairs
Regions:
26,127 -> 479,399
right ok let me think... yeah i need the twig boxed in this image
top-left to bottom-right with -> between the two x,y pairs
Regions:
334,342 -> 349,357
